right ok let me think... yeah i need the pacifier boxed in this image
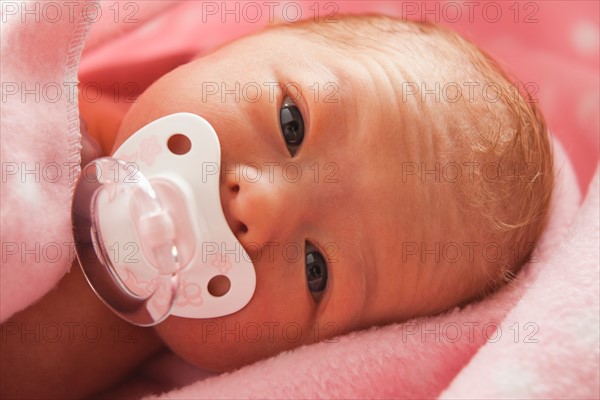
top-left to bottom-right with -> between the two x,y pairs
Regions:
72,113 -> 256,326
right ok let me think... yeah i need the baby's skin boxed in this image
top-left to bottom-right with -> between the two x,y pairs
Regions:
0,16 -> 553,399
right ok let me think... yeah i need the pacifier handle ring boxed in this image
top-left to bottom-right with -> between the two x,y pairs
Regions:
72,158 -> 179,327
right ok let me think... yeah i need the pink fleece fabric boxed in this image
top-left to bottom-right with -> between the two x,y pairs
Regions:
2,1 -> 598,398
0,1 -> 91,322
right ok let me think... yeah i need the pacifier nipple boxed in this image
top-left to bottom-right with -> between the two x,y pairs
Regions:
136,210 -> 177,274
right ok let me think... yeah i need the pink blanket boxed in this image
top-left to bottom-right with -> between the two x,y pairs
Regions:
1,1 -> 90,321
1,1 -> 598,398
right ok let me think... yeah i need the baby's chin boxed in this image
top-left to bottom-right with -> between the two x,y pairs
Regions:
153,316 -> 283,373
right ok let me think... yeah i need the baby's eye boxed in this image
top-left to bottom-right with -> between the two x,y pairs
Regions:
279,96 -> 304,156
305,242 -> 328,301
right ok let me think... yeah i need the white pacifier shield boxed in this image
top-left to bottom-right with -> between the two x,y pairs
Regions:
96,113 -> 256,320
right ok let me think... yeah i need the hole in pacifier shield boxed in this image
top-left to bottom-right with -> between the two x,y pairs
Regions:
208,275 -> 231,297
168,134 -> 192,155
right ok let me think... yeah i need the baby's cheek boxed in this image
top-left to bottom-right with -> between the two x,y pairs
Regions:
154,316 -> 274,372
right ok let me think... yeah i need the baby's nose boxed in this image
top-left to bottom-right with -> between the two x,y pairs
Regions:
219,163 -> 301,249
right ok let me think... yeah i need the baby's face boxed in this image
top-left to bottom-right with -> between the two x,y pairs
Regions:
115,28 -> 475,371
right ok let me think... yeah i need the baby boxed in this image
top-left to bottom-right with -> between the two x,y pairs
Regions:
1,15 -> 554,399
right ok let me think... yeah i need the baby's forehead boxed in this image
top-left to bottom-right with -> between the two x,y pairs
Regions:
263,22 -> 472,93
